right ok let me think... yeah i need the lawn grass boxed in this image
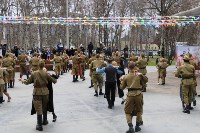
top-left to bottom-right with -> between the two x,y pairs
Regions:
147,56 -> 176,66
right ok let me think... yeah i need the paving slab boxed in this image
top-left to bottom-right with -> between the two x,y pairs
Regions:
0,66 -> 200,133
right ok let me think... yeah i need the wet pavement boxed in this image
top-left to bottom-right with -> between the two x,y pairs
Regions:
0,66 -> 200,133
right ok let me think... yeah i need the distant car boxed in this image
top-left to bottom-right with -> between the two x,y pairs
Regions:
148,51 -> 153,56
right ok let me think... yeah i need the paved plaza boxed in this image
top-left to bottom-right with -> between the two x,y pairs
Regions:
0,66 -> 200,133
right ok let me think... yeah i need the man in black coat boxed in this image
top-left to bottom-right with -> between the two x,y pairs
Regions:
87,42 -> 93,58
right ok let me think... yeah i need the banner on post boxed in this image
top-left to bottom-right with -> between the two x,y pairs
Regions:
176,45 -> 200,75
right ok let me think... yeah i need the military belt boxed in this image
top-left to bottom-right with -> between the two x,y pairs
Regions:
55,62 -> 60,63
34,85 -> 46,88
182,77 -> 194,80
139,67 -> 146,69
128,88 -> 142,92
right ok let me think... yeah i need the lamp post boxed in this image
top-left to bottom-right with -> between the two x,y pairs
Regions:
66,0 -> 69,49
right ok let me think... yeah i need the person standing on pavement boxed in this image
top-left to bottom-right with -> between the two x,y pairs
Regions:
120,61 -> 148,133
71,51 -> 81,82
90,54 -> 104,97
87,42 -> 93,58
96,59 -> 123,109
88,53 -> 96,88
156,58 -> 168,85
20,61 -> 57,131
2,53 -> 15,88
136,54 -> 148,92
18,51 -> 29,79
175,55 -> 195,114
29,53 -> 40,72
188,53 -> 199,106
51,52 -> 62,77
0,61 -> 8,104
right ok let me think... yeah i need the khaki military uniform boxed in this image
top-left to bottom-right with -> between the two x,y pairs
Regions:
80,54 -> 86,78
2,57 -> 15,81
90,59 -> 104,93
156,60 -> 168,84
129,56 -> 138,62
120,72 -> 148,125
136,58 -> 148,75
72,55 -> 80,75
30,57 -> 40,72
22,70 -> 57,115
52,55 -> 62,76
62,53 -> 68,72
0,68 -> 7,98
113,56 -> 121,66
18,54 -> 28,77
88,57 -> 96,77
175,62 -> 195,106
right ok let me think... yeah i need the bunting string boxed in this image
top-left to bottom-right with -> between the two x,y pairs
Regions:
0,16 -> 200,27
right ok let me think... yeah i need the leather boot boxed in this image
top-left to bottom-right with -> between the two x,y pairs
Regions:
183,105 -> 190,114
188,103 -> 194,110
52,113 -> 57,122
89,80 -> 94,88
0,97 -> 5,104
193,100 -> 196,106
126,123 -> 135,133
75,75 -> 78,82
135,122 -> 141,132
36,115 -> 43,131
43,113 -> 48,125
72,75 -> 76,82
99,89 -> 104,95
26,74 -> 29,79
10,81 -> 13,88
94,91 -> 98,97
12,80 -> 15,88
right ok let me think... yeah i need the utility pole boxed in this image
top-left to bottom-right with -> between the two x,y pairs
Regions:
66,0 -> 69,49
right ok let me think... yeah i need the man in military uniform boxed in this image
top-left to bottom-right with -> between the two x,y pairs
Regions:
113,52 -> 122,66
188,53 -> 199,106
30,53 -> 40,72
79,52 -> 86,81
129,52 -> 138,62
0,61 -> 8,104
120,61 -> 148,133
72,51 -> 80,82
175,55 -> 195,114
18,51 -> 29,79
156,57 -> 169,85
2,53 -> 15,88
62,52 -> 68,73
136,54 -> 148,92
20,61 -> 57,131
90,54 -> 104,96
51,53 -> 62,77
88,53 -> 96,88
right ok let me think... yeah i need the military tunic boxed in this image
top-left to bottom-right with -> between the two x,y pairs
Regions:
22,70 -> 57,115
156,60 -> 168,84
18,54 -> 28,76
90,59 -> 104,92
2,57 -> 15,81
120,71 -> 148,124
30,57 -> 40,72
175,62 -> 195,105
52,55 -> 62,76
